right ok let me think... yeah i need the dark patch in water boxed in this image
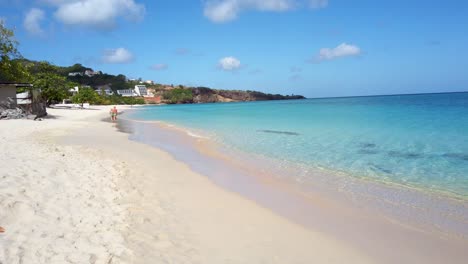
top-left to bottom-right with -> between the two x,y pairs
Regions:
443,153 -> 468,161
358,149 -> 379,155
257,130 -> 300,136
388,151 -> 422,159
359,142 -> 376,148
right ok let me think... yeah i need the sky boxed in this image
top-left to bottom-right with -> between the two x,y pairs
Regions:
0,0 -> 467,98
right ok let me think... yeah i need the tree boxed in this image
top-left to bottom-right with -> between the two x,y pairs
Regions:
72,87 -> 101,105
0,22 -> 29,82
31,62 -> 73,105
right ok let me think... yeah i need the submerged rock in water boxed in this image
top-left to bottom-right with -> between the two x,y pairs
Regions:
257,129 -> 300,136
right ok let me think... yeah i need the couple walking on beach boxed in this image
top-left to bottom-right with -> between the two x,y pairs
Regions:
110,106 -> 118,122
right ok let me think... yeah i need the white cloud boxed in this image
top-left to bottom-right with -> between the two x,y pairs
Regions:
102,48 -> 134,64
309,0 -> 328,9
218,56 -> 241,71
46,0 -> 145,29
0,17 -> 6,24
23,8 -> 45,36
204,0 -> 296,23
203,0 -> 329,22
151,64 -> 168,71
316,43 -> 361,61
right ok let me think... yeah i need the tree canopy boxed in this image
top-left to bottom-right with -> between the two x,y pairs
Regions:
31,62 -> 75,105
72,87 -> 101,105
0,22 -> 29,82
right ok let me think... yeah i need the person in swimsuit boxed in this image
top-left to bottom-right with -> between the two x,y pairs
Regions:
110,106 -> 118,122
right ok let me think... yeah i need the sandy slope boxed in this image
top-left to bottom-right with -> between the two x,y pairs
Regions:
0,107 -> 373,263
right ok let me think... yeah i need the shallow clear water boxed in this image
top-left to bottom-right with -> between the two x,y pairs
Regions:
130,93 -> 468,198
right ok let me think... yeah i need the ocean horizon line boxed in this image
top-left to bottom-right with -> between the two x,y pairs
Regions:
307,90 -> 468,100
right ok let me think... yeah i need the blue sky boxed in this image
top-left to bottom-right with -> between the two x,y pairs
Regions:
0,0 -> 467,98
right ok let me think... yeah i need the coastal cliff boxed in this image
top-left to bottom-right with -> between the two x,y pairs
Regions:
162,87 -> 305,104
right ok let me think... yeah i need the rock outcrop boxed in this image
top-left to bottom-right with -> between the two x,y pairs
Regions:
190,87 -> 305,104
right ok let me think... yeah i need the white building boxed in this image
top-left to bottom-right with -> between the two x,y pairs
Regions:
84,70 -> 100,77
117,85 -> 152,97
69,86 -> 79,95
134,85 -> 148,97
117,89 -> 138,97
100,88 -> 114,96
68,72 -> 83,77
95,85 -> 114,96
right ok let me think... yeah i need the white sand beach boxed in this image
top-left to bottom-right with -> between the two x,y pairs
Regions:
0,107 -> 375,263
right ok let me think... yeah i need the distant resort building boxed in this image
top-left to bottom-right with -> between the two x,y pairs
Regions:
95,84 -> 114,96
68,72 -> 83,77
68,70 -> 101,77
84,70 -> 101,77
117,85 -> 152,97
134,85 -> 148,96
117,89 -> 138,97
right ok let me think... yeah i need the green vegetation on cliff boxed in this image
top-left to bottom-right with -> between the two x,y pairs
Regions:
163,88 -> 194,104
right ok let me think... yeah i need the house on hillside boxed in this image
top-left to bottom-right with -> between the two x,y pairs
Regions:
68,72 -> 83,77
117,89 -> 138,97
117,85 -> 152,97
95,84 -> 114,96
84,70 -> 100,77
0,83 -> 46,117
134,85 -> 148,97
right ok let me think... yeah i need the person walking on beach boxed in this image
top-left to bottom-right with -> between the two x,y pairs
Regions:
110,106 -> 118,122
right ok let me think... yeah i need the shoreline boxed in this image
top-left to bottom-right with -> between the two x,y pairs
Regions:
120,112 -> 468,237
125,113 -> 468,201
117,110 -> 468,262
18,107 -> 374,263
123,107 -> 468,202
1,106 -> 467,263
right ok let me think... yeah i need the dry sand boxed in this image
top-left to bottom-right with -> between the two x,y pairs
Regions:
0,106 -> 374,263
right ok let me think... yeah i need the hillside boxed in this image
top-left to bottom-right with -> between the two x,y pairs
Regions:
20,60 -> 306,104
56,63 -> 305,104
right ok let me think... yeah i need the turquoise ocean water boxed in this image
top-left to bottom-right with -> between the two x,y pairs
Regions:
129,92 -> 468,198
